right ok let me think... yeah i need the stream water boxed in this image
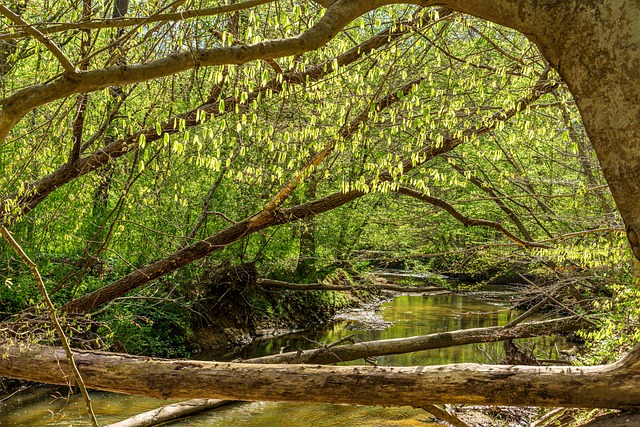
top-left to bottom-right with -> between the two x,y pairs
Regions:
0,293 -> 570,426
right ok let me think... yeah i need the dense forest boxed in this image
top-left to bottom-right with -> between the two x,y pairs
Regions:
1,0 -> 640,426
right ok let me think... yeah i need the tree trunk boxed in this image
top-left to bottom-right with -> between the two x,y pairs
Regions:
2,342 -> 640,409
246,316 -> 586,365
105,399 -> 238,427
540,2 -> 640,261
106,311 -> 575,427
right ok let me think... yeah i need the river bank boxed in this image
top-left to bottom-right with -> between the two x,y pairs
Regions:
2,282 -> 593,426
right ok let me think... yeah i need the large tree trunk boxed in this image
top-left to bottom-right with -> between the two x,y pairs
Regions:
103,316 -> 575,427
2,342 -> 640,409
550,4 -> 640,261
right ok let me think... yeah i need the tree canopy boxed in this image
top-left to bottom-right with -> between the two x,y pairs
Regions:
1,0 -> 639,419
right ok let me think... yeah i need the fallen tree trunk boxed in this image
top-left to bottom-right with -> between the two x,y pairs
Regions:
2,341 -> 640,409
257,278 -> 446,293
105,316 -> 579,426
106,399 -> 238,427
247,316 -> 587,364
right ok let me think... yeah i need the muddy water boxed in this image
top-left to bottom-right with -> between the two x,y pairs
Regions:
0,293 -> 570,426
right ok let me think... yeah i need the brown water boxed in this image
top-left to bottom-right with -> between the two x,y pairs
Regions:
0,293 -> 570,426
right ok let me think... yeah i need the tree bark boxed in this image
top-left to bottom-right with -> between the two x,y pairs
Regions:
104,316 -> 574,427
105,399 -> 238,427
2,340 -> 640,409
246,316 -> 586,365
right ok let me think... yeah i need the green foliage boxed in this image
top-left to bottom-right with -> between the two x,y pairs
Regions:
0,2 -> 630,362
98,299 -> 192,358
0,274 -> 38,315
579,273 -> 640,364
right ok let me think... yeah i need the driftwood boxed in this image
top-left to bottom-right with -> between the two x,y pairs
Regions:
3,341 -> 640,409
257,278 -> 446,293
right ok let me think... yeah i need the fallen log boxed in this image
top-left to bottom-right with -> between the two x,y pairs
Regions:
106,399 -> 238,427
105,317 -> 577,427
2,341 -> 640,409
247,316 -> 587,364
257,278 -> 446,293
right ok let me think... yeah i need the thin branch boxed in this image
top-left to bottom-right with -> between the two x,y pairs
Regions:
0,0 -> 276,40
258,278 -> 445,292
516,273 -> 597,327
0,0 -> 409,140
0,226 -> 99,427
0,5 -> 76,72
539,228 -> 624,243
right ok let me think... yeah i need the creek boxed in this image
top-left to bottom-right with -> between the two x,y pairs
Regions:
0,292 -> 570,426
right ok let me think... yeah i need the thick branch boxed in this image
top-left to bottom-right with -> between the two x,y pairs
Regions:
1,10 -> 435,225
0,0 -> 404,141
394,186 -> 550,249
62,80 -> 555,314
105,400 -> 238,427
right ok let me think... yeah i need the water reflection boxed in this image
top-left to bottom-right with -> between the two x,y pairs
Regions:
0,293 -> 570,426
